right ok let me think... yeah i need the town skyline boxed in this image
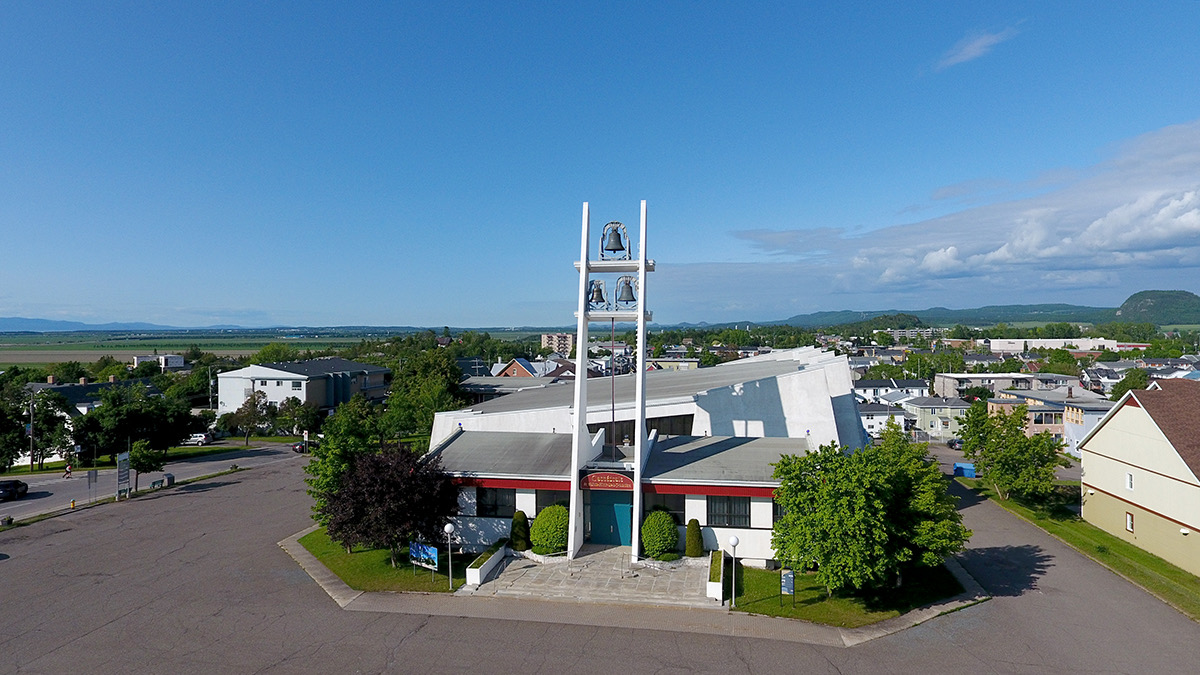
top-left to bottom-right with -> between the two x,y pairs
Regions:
3,4 -> 1198,327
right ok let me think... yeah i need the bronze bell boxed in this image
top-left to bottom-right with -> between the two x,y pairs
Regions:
616,278 -> 636,303
589,282 -> 606,304
603,227 -> 626,253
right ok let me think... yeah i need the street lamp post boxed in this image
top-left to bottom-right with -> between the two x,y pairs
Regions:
443,523 -> 455,591
729,535 -> 740,608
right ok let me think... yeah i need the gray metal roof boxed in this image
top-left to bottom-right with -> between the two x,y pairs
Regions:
432,431 -> 573,479
645,435 -> 809,485
462,358 -> 810,414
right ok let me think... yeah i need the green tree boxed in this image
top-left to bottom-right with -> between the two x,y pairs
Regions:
0,388 -> 27,471
129,439 -> 166,492
73,384 -> 192,464
771,421 -> 969,594
276,396 -> 322,435
382,349 -> 464,438
958,403 -> 1069,500
1109,369 -> 1149,401
28,392 -> 72,470
960,386 -> 992,403
249,342 -> 301,364
304,395 -> 384,525
320,445 -> 458,565
231,390 -> 270,445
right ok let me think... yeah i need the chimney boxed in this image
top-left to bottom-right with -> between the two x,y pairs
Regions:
109,375 -> 117,383
79,377 -> 88,385
1068,386 -> 1074,399
47,375 -> 57,384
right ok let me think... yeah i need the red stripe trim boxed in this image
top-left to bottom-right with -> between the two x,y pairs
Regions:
452,478 -> 570,490
643,483 -> 776,498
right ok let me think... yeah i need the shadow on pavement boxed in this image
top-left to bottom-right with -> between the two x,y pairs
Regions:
176,480 -> 241,494
948,480 -> 986,509
0,553 -> 9,562
959,544 -> 1052,597
20,491 -> 54,502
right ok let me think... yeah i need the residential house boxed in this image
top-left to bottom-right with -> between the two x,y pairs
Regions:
216,357 -> 390,416
858,403 -> 914,437
1079,379 -> 1200,577
900,396 -> 971,440
853,378 -> 929,404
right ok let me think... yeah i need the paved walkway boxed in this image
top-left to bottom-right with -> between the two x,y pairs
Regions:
462,544 -> 719,609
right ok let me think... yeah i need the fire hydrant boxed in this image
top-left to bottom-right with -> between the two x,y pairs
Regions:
71,499 -> 76,509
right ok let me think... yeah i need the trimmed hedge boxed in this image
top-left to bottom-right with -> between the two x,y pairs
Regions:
530,504 -> 569,553
510,511 -> 530,551
685,518 -> 704,557
709,550 -> 723,583
641,510 -> 679,558
468,538 -> 509,569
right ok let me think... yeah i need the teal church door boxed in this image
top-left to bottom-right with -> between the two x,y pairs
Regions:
589,490 -> 633,545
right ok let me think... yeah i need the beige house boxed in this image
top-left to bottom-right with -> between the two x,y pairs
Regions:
1079,379 -> 1200,576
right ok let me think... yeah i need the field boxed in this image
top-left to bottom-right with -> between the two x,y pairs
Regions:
0,329 -> 400,366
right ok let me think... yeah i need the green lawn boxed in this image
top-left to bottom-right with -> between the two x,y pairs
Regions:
727,561 -> 963,628
298,527 -> 467,592
957,478 -> 1200,621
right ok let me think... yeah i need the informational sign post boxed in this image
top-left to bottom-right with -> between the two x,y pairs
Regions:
116,451 -> 131,500
87,469 -> 98,504
410,542 -> 438,581
780,568 -> 795,608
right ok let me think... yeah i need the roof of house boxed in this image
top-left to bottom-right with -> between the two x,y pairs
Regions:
252,357 -> 390,377
26,378 -> 160,414
644,435 -> 808,485
433,431 -> 572,479
1132,379 -> 1200,477
463,353 -> 835,415
906,396 -> 971,409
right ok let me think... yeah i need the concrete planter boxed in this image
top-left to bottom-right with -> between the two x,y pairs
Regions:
466,543 -> 510,586
706,550 -> 724,602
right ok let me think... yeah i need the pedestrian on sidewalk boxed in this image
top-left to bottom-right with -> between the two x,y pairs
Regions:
63,463 -> 72,479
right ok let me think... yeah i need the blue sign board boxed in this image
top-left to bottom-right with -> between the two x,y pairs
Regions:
409,542 -> 438,571
781,569 -> 795,595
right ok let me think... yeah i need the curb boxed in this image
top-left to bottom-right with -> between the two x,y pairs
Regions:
281,526 -> 990,647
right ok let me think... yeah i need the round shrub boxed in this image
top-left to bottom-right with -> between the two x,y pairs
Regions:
641,510 -> 679,559
530,505 -> 570,553
510,510 -> 530,551
685,518 -> 704,557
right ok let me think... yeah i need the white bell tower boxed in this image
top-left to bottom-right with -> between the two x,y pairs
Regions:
567,201 -> 653,562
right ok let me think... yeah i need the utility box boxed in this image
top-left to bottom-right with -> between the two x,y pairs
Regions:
163,473 -> 175,487
953,463 -> 976,478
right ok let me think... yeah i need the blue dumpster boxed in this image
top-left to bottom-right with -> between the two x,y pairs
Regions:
953,462 -> 976,478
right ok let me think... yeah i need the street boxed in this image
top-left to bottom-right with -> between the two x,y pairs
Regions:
0,454 -> 1196,673
0,442 -> 300,523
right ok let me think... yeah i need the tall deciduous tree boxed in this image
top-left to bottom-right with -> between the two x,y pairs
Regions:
304,394 -> 384,525
958,403 -> 1069,500
771,420 -> 970,594
231,390 -> 270,445
1109,369 -> 1149,401
276,396 -> 322,435
28,392 -> 72,470
320,445 -> 458,566
129,439 -> 165,492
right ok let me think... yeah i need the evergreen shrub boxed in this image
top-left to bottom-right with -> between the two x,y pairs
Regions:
530,504 -> 569,553
641,510 -> 679,559
510,510 -> 530,551
685,518 -> 704,557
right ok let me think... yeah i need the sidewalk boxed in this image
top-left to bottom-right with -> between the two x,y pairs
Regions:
279,527 -> 989,648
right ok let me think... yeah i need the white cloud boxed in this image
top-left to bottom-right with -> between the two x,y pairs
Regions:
678,120 -> 1200,323
936,27 -> 1020,71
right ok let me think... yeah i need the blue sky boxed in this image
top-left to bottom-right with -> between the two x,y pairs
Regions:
2,3 -> 1199,328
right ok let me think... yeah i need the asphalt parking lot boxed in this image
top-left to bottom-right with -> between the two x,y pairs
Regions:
0,457 -> 1195,674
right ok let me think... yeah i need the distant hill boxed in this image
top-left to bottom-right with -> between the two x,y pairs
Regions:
780,304 -> 1117,328
0,317 -> 188,332
1114,290 -> 1200,325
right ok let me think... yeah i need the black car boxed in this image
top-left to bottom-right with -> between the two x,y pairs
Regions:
0,479 -> 28,501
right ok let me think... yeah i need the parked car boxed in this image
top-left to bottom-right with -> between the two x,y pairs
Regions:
947,438 -> 964,451
0,479 -> 29,501
290,440 -> 318,453
187,432 -> 214,446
